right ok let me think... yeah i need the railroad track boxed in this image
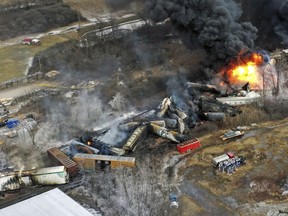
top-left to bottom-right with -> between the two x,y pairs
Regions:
0,185 -> 55,209
0,175 -> 83,209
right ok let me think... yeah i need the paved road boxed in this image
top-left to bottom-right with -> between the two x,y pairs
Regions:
0,82 -> 58,100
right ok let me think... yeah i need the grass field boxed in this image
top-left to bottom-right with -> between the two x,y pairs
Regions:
0,12 -> 140,84
183,118 -> 288,206
0,34 -> 72,83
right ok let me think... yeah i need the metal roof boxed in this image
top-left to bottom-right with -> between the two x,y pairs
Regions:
73,153 -> 135,163
0,188 -> 94,216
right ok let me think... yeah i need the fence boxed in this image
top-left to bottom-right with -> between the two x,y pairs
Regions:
0,72 -> 44,90
13,89 -> 46,103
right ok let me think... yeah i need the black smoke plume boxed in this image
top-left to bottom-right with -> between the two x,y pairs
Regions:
240,0 -> 288,50
145,0 -> 258,75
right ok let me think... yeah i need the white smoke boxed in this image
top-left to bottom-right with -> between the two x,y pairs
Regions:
99,124 -> 128,145
0,151 -> 8,170
70,91 -> 110,131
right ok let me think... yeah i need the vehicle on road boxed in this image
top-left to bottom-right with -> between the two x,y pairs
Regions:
22,38 -> 41,46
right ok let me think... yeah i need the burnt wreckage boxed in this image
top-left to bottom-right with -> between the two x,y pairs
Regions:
0,81 -> 244,193
78,82 -> 241,154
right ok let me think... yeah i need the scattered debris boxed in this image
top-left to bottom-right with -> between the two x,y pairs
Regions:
0,103 -> 8,125
236,126 -> 250,131
108,147 -> 126,156
4,130 -> 17,138
281,183 -> 288,196
250,123 -> 257,127
220,130 -> 244,141
199,96 -> 240,117
216,83 -> 262,106
187,82 -> 220,95
0,98 -> 15,107
169,193 -> 179,208
45,70 -> 60,80
203,112 -> 225,121
6,119 -> 19,129
64,91 -> 78,99
281,176 -> 288,196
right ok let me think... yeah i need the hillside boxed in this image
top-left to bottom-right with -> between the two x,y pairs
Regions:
63,0 -> 144,19
0,0 -> 80,40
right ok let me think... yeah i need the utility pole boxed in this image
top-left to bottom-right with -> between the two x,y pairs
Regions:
77,11 -> 81,41
262,68 -> 265,106
38,57 -> 42,72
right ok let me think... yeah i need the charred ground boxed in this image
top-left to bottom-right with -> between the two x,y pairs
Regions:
28,23 -> 206,108
1,1 -> 288,216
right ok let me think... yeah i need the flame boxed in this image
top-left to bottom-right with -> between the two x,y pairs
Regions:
223,52 -> 264,88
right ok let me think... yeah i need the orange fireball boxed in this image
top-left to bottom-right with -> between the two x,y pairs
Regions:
223,52 -> 264,88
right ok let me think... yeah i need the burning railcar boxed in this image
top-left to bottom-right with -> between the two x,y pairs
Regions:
219,51 -> 277,93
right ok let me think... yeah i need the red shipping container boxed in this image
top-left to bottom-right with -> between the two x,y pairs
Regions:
47,147 -> 79,177
177,138 -> 201,154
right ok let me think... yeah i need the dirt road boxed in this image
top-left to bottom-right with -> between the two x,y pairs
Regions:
181,181 -> 234,215
0,82 -> 56,100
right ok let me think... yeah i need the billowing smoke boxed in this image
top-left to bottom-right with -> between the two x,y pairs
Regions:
106,0 -> 133,10
145,0 -> 258,74
0,151 -> 8,170
275,2 -> 288,47
99,124 -> 129,145
240,0 -> 288,49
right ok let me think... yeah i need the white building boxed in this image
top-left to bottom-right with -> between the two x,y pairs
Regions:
0,188 -> 95,216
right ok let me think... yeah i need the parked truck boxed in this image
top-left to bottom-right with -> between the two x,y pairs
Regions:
22,38 -> 41,46
212,152 -> 246,174
212,152 -> 234,167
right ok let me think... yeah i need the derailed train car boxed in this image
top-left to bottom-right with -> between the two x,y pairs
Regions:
0,176 -> 25,192
47,147 -> 79,177
122,124 -> 148,152
30,166 -> 69,185
0,169 -> 36,192
0,166 -> 69,192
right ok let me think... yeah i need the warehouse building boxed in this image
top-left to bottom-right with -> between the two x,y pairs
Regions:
0,188 -> 94,216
